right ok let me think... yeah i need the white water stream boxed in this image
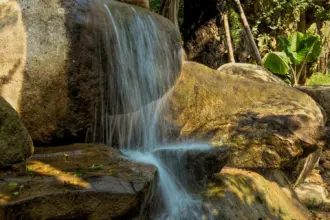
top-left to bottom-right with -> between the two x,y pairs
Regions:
88,1 -> 215,219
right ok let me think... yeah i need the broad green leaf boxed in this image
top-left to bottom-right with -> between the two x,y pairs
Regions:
277,32 -> 322,66
304,35 -> 322,63
263,52 -> 291,75
287,32 -> 306,64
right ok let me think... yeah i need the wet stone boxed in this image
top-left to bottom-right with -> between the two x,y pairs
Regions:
0,144 -> 157,220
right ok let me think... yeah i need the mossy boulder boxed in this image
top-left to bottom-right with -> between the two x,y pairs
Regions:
0,97 -> 33,168
164,61 -> 325,181
0,144 -> 156,219
204,168 -> 310,219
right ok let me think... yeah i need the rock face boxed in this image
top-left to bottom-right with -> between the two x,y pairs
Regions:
153,145 -> 230,188
0,0 -> 182,144
0,144 -> 156,219
0,97 -> 33,168
218,63 -> 287,86
204,168 -> 311,220
164,61 -> 324,180
296,85 -> 330,125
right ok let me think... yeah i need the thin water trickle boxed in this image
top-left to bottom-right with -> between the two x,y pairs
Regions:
87,0 -> 214,219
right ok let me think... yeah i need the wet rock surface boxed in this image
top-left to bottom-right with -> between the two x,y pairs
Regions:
153,145 -> 230,188
0,144 -> 156,220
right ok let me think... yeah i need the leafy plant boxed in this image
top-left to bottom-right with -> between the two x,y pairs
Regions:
263,32 -> 322,85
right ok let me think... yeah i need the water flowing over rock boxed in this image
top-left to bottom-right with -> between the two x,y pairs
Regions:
0,97 -> 33,168
0,0 -> 182,144
163,61 -> 325,182
0,144 -> 156,219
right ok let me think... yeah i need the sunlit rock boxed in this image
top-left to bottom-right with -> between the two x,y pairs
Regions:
295,169 -> 330,209
163,61 -> 325,183
203,168 -> 310,220
218,63 -> 287,85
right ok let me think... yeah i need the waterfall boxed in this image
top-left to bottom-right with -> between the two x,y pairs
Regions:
86,0 -> 215,219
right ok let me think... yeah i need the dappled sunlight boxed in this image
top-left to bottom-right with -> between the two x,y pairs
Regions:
0,0 -> 26,112
27,160 -> 91,189
202,168 -> 310,219
0,193 -> 11,204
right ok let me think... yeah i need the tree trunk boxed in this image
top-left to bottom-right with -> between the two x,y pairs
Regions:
234,0 -> 263,66
160,0 -> 180,28
222,12 -> 235,63
298,10 -> 307,33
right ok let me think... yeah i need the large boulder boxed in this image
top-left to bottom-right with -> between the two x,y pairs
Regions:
0,0 -> 182,144
203,168 -> 311,220
0,144 -> 156,219
163,61 -> 325,181
0,97 -> 33,168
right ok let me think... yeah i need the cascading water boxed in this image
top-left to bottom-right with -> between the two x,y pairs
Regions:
86,0 -> 216,219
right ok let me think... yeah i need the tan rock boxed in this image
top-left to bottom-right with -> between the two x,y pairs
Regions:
0,0 -> 181,144
295,170 -> 330,209
217,63 -> 287,85
163,61 -> 325,182
203,168 -> 310,220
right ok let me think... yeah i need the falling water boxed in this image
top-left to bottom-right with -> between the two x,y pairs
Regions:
85,0 -> 215,219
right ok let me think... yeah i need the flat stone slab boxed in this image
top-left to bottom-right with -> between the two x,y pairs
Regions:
0,144 -> 156,220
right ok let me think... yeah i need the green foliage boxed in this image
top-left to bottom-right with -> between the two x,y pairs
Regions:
249,0 -> 330,36
74,170 -> 84,177
150,0 -> 184,26
229,8 -> 242,49
306,72 -> 330,85
89,164 -> 104,171
278,32 -> 321,65
263,32 -> 322,85
262,52 -> 290,75
150,0 -> 161,13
